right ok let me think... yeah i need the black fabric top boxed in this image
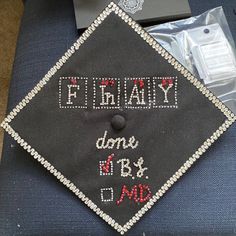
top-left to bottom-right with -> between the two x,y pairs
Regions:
6,7 -> 228,232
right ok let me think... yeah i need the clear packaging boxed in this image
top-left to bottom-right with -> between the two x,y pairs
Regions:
146,7 -> 236,114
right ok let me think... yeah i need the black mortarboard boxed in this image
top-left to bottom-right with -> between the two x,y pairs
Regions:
1,2 -> 236,234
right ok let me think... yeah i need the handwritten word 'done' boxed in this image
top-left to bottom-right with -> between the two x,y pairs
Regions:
96,131 -> 139,150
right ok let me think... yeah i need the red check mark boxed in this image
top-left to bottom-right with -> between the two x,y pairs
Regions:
101,154 -> 114,173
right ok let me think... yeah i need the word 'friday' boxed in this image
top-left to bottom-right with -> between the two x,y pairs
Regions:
59,77 -> 178,109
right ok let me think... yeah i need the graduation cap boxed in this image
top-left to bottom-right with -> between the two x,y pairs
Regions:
1,2 -> 236,234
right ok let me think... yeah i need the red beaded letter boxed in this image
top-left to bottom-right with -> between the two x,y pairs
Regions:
116,184 -> 151,205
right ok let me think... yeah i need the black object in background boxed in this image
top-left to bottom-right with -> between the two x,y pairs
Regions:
73,0 -> 191,30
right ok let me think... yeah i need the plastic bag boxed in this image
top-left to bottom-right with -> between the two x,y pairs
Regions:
146,7 -> 236,114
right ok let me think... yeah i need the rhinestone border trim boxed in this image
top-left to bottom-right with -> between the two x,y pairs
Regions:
1,2 -> 236,235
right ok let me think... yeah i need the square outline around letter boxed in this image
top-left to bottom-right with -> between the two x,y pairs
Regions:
124,77 -> 152,109
152,76 -> 178,109
93,78 -> 121,110
59,77 -> 88,109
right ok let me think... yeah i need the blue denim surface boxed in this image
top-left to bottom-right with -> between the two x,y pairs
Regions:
0,0 -> 236,235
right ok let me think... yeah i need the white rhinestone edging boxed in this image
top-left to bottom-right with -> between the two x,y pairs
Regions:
1,117 -> 235,235
1,2 -> 236,235
1,4 -> 113,125
2,2 -> 235,124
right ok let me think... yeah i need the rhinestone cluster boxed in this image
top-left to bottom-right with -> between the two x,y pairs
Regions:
1,2 -> 236,235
